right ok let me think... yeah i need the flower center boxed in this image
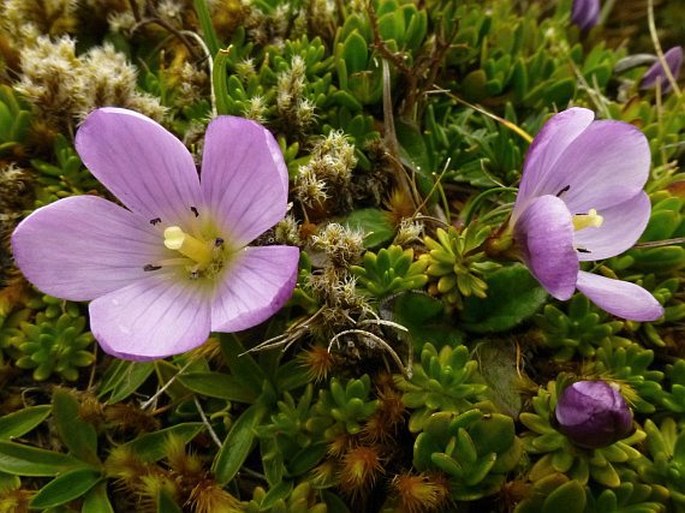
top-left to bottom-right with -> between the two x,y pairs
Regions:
163,226 -> 215,270
572,209 -> 603,231
143,214 -> 229,280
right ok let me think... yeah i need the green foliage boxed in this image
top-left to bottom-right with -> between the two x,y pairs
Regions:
534,294 -> 625,360
520,382 -> 647,488
6,296 -> 94,381
422,227 -> 498,309
351,245 -> 428,297
640,418 -> 685,511
585,338 -> 664,414
0,85 -> 32,158
396,343 -> 490,432
256,385 -> 327,485
31,134 -> 99,207
247,482 -> 327,513
413,409 -> 522,500
307,375 -> 378,439
460,264 -> 547,332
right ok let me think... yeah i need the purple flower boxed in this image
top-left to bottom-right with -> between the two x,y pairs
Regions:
11,108 -> 299,360
555,380 -> 634,449
640,46 -> 683,94
511,107 -> 663,322
571,0 -> 600,31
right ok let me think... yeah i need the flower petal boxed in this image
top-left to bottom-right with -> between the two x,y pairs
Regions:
211,245 -> 299,332
575,271 -> 664,321
640,46 -> 683,93
75,107 -> 202,224
548,120 -> 651,213
89,274 -> 211,360
514,195 -> 578,300
571,0 -> 600,30
513,108 -> 594,222
200,116 -> 288,247
12,195 -> 165,301
574,192 -> 651,261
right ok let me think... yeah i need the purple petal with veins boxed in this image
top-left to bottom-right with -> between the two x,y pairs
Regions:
510,107 -> 662,321
640,46 -> 683,94
12,108 -> 299,360
571,0 -> 600,31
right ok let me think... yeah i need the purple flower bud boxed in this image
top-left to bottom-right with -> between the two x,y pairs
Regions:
555,381 -> 634,449
639,46 -> 683,94
572,0 -> 600,31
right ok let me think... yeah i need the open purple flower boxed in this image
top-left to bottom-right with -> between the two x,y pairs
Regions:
571,0 -> 600,31
511,107 -> 663,322
639,46 -> 683,94
12,108 -> 299,360
555,380 -> 634,449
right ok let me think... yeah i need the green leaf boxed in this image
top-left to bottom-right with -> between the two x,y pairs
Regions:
461,264 -> 547,332
0,406 -> 51,441
82,483 -> 114,513
213,49 -> 231,116
30,467 -> 101,509
193,0 -> 220,56
213,403 -> 267,485
343,208 -> 395,248
157,487 -> 183,513
0,442 -> 82,476
179,372 -> 258,403
342,30 -> 368,74
99,360 -> 155,403
52,389 -> 99,465
542,479 -> 586,513
219,335 -> 267,395
121,423 -> 204,462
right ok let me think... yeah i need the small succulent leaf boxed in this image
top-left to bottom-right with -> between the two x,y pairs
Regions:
542,480 -> 586,513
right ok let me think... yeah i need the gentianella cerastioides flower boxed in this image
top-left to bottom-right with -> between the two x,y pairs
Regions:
639,46 -> 683,94
571,0 -> 600,31
488,107 -> 663,322
12,108 -> 299,360
555,380 -> 634,449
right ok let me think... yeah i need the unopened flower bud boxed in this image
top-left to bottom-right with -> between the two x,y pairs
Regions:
555,380 -> 634,449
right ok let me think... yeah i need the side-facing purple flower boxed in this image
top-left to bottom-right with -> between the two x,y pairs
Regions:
571,0 -> 600,31
555,380 -> 634,449
639,46 -> 683,94
511,107 -> 663,322
12,108 -> 299,360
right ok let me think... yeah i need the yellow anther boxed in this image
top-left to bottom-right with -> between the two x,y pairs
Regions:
163,226 -> 213,268
573,209 -> 604,231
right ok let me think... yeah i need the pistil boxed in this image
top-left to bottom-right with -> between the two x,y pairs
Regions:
572,209 -> 603,231
163,226 -> 214,269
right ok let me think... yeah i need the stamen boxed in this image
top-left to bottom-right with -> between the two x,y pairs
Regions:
143,264 -> 162,271
215,237 -> 224,247
190,206 -> 199,217
572,209 -> 603,231
556,185 -> 570,197
150,218 -> 161,226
